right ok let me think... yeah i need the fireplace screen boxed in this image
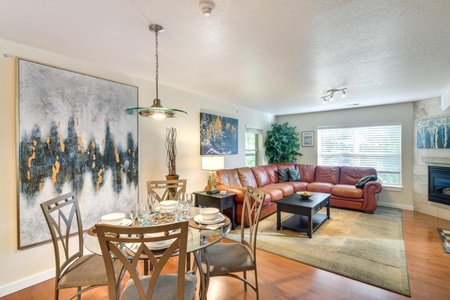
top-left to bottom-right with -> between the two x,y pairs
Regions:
428,166 -> 450,205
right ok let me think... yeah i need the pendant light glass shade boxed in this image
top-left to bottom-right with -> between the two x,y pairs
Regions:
125,24 -> 187,119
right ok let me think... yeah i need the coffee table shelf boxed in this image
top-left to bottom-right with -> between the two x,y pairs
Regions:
280,213 -> 328,235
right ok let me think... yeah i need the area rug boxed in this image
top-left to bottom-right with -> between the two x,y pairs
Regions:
437,228 -> 450,253
227,207 -> 411,296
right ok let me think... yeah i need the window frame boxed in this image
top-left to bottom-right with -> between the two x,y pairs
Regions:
317,123 -> 402,188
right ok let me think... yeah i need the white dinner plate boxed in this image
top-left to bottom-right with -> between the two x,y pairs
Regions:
194,213 -> 225,225
145,239 -> 175,250
99,219 -> 133,226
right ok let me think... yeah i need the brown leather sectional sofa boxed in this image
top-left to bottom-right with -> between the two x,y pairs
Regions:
215,164 -> 383,225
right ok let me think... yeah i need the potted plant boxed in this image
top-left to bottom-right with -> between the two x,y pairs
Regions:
265,122 -> 302,163
165,127 -> 179,180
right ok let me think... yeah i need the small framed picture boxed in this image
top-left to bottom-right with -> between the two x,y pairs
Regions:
301,131 -> 314,147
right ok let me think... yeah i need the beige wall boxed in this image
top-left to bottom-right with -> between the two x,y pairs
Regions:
413,97 -> 450,221
0,38 -> 274,295
276,103 -> 415,210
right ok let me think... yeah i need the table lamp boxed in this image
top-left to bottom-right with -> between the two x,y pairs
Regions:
201,156 -> 224,194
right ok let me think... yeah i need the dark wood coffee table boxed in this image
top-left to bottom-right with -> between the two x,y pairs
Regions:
276,192 -> 331,238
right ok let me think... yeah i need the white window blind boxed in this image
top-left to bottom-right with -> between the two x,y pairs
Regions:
317,125 -> 402,186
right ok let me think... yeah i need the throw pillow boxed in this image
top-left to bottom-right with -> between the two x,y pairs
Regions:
355,175 -> 377,189
278,168 -> 289,183
288,166 -> 301,182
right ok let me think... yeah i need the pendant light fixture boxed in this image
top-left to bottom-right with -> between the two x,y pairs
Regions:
125,24 -> 187,119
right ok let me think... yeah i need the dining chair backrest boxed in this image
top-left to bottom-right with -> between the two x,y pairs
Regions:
40,192 -> 111,300
146,179 -> 187,201
95,221 -> 192,300
240,186 -> 266,255
40,192 -> 84,281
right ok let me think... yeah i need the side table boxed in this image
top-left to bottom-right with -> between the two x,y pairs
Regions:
194,191 -> 236,230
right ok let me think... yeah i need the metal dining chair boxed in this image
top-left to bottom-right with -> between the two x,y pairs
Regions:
201,186 -> 266,300
40,192 -> 112,300
95,220 -> 197,300
146,179 -> 187,201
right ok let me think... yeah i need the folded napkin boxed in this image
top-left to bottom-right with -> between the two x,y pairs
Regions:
200,222 -> 226,230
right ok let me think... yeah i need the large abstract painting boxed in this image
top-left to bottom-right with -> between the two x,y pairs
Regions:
200,112 -> 238,155
18,59 -> 139,248
417,117 -> 450,149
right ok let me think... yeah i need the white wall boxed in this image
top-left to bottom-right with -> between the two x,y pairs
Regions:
0,38 -> 274,296
276,103 -> 415,210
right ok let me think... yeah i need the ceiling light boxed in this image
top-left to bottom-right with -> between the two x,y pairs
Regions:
125,24 -> 187,119
199,0 -> 215,16
321,88 -> 347,104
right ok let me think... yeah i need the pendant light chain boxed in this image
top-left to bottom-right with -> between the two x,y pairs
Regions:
155,28 -> 159,99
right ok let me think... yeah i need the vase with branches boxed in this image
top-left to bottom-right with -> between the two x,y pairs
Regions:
165,127 -> 178,178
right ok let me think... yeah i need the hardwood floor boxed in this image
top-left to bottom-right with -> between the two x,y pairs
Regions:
3,209 -> 450,300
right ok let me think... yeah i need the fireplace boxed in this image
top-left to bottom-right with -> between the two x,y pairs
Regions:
428,166 -> 450,206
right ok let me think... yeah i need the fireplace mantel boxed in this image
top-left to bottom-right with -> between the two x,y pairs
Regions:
421,157 -> 450,166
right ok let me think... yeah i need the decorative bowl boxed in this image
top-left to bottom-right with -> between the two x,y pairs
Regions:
297,191 -> 313,200
199,207 -> 220,220
101,212 -> 126,225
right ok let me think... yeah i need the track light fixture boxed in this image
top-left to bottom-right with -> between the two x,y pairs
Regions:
322,88 -> 347,104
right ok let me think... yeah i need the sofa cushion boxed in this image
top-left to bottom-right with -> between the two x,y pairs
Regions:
296,164 -> 316,183
340,166 -> 378,185
258,187 -> 284,201
288,166 -> 301,182
356,175 -> 378,189
216,169 -> 243,187
263,164 -> 279,184
263,183 -> 294,196
237,167 -> 258,187
282,181 -> 308,192
332,184 -> 363,199
314,165 -> 340,184
307,182 -> 334,193
251,166 -> 271,187
277,168 -> 289,183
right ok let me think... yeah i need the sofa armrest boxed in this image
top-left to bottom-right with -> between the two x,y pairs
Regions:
362,180 -> 383,212
217,185 -> 246,203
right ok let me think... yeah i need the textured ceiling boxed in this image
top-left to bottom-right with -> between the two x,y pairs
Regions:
1,0 -> 450,115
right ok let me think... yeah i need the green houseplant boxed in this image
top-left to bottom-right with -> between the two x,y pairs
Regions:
265,122 -> 302,163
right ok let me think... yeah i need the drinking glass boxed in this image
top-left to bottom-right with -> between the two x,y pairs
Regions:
138,195 -> 149,223
179,193 -> 193,220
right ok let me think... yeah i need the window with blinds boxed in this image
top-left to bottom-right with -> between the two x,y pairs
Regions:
317,125 -> 402,186
245,132 -> 258,167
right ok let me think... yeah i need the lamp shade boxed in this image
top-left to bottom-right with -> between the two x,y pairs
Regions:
201,156 -> 224,171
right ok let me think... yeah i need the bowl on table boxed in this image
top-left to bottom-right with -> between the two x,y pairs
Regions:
101,212 -> 126,225
297,191 -> 313,200
159,200 -> 177,209
199,207 -> 220,221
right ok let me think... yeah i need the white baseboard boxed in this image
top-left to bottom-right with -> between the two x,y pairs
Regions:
0,269 -> 54,297
378,202 -> 414,211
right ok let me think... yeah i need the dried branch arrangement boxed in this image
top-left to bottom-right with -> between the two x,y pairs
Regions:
166,127 -> 177,176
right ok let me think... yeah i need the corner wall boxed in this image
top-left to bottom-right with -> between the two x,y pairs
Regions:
413,97 -> 450,220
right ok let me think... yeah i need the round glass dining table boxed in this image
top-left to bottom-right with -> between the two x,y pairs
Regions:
83,206 -> 231,299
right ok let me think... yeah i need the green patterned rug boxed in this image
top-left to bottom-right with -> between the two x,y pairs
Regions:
227,207 -> 410,296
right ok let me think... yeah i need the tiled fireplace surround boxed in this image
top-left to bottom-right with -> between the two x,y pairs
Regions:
414,97 -> 450,221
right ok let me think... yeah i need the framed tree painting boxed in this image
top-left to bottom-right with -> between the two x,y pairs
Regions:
200,112 -> 238,155
17,59 -> 139,248
417,117 -> 450,148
